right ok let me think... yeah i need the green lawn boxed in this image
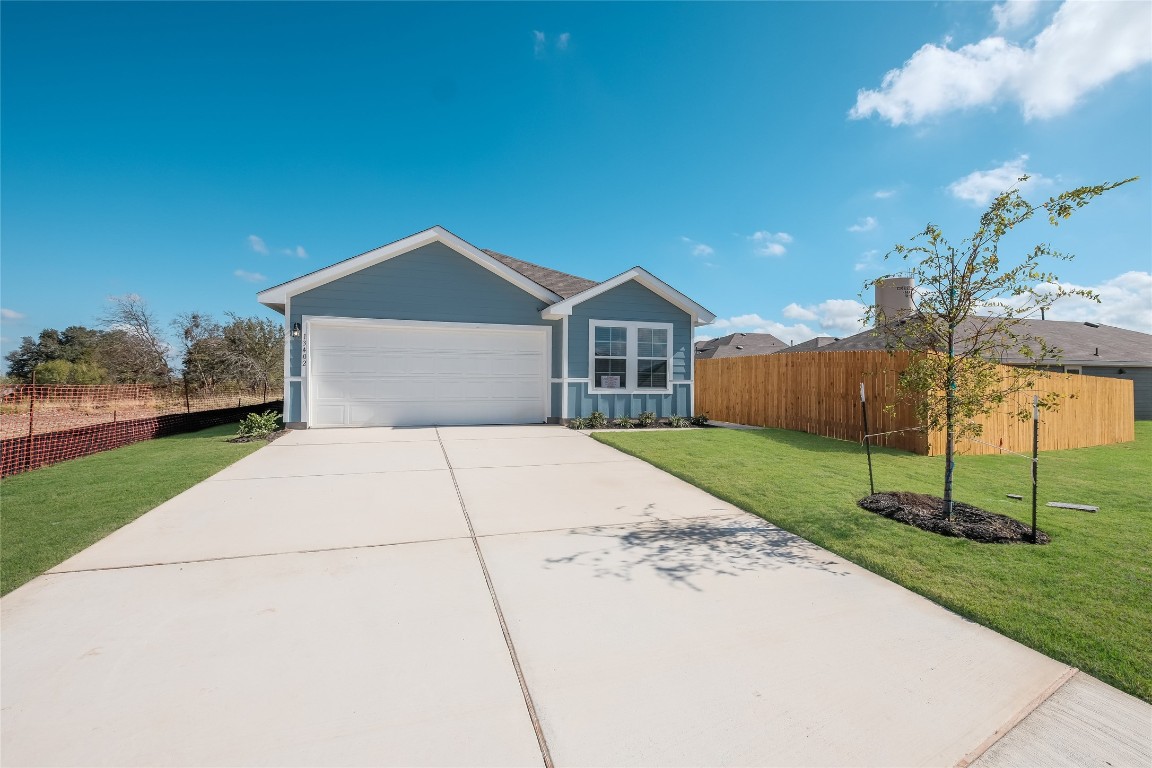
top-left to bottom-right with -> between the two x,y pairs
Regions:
1,424 -> 265,596
594,423 -> 1152,703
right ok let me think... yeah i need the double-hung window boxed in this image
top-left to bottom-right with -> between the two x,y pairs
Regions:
590,321 -> 673,393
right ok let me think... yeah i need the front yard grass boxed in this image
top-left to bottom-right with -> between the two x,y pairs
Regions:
594,422 -> 1152,703
1,423 -> 265,596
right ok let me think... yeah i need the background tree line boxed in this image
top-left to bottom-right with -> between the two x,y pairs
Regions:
4,295 -> 284,391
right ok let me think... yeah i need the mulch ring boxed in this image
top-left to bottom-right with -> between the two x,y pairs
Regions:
228,429 -> 289,444
858,491 -> 1050,544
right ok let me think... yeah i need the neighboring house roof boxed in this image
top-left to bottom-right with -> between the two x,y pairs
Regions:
695,333 -> 788,359
820,317 -> 1152,366
480,249 -> 597,299
540,267 -> 716,326
783,336 -> 841,353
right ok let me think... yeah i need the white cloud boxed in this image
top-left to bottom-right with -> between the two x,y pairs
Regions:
274,244 -> 310,258
680,236 -> 715,258
749,230 -> 793,257
704,299 -> 868,344
850,1 -> 1152,125
533,30 -> 546,57
993,0 -> 1041,33
874,189 -> 896,199
781,303 -> 817,322
1039,271 -> 1152,333
1,308 -> 26,320
848,216 -> 878,233
948,154 -> 1049,206
247,235 -> 269,254
557,32 -> 570,51
234,269 -> 267,283
854,249 -> 882,272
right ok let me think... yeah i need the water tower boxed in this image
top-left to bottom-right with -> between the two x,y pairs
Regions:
875,277 -> 914,325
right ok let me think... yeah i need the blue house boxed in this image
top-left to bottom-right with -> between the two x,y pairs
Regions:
257,226 -> 715,428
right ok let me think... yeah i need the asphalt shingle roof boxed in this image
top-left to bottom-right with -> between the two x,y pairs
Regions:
820,318 -> 1152,365
695,332 -> 789,359
481,249 -> 598,299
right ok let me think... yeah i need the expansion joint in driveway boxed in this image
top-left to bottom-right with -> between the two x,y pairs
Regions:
435,428 -> 554,768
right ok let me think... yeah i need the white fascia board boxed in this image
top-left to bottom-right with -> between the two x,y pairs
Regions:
257,226 -> 561,308
541,267 -> 716,325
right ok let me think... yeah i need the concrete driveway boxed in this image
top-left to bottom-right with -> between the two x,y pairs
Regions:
2,426 -> 1144,766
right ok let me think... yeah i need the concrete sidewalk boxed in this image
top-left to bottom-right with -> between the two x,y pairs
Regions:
2,425 -> 1147,766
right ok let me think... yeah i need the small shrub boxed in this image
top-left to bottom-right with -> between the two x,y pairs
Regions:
567,417 -> 589,430
587,411 -> 608,429
689,413 -> 710,427
611,417 -> 634,429
668,415 -> 689,428
637,411 -> 658,428
237,410 -> 282,438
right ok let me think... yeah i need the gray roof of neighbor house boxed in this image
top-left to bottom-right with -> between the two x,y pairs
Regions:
820,318 -> 1152,365
783,336 -> 841,353
695,332 -> 789,359
481,249 -> 598,299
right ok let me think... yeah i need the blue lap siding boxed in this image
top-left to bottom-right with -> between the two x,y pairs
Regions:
287,242 -> 562,421
279,241 -> 698,424
565,280 -> 694,419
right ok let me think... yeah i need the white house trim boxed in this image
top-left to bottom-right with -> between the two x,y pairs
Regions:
561,314 -> 569,418
540,267 -> 716,326
283,295 -> 293,422
258,226 -> 561,309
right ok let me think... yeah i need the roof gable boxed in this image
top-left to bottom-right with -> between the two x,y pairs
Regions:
257,226 -> 562,311
540,267 -> 716,326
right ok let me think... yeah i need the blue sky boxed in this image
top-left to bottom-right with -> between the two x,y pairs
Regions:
2,1 -> 1150,360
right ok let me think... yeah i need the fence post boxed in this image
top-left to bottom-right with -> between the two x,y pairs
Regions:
263,382 -> 268,403
183,377 -> 191,413
1031,395 -> 1039,543
26,389 -> 35,472
860,382 -> 874,495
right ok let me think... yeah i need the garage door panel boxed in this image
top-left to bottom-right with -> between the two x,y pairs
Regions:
313,404 -> 347,426
308,322 -> 546,427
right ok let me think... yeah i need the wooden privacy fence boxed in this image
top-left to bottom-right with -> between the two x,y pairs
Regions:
695,350 -> 1134,456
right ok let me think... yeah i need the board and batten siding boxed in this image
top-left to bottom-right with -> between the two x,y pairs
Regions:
286,242 -> 562,422
565,279 -> 694,419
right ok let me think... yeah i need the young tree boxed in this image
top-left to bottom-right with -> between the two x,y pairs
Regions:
866,175 -> 1136,518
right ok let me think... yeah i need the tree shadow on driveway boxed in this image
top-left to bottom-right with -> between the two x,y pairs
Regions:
544,513 -> 850,590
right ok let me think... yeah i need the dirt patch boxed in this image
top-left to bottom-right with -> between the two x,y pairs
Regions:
858,491 -> 1050,544
228,429 -> 289,444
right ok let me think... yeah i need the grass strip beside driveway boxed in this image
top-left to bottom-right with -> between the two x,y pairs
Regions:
1,424 -> 265,596
594,423 -> 1152,703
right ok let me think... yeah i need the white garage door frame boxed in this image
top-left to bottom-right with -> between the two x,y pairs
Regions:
301,315 -> 552,427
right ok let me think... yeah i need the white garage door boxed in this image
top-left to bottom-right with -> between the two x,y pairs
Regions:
307,320 -> 548,427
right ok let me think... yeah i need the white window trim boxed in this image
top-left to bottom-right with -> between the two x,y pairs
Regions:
588,319 -> 674,395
